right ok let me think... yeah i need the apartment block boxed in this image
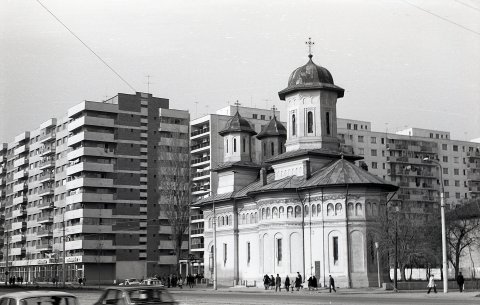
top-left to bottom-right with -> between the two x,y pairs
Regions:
0,92 -> 189,284
337,119 -> 480,216
189,105 -> 281,274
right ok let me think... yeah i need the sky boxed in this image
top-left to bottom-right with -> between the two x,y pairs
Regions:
1,0 -> 479,142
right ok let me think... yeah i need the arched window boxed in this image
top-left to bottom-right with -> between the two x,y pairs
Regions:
307,111 -> 313,133
312,204 -> 316,216
347,202 -> 354,216
233,138 -> 237,152
335,203 -> 343,216
263,142 -> 266,156
355,203 -> 363,216
372,203 -> 378,216
326,112 -> 331,135
327,203 -> 334,216
251,213 -> 255,224
287,206 -> 293,218
226,139 -> 228,153
304,205 -> 309,216
242,214 -> 246,224
243,138 -> 246,153
225,216 -> 229,226
266,207 -> 271,218
262,208 -> 265,220
209,217 -> 213,228
295,206 -> 301,218
254,212 -> 258,223
271,142 -> 274,156
279,206 -> 285,218
221,216 -> 225,226
292,114 -> 296,136
272,207 -> 278,218
317,204 -> 321,216
366,202 -> 372,215
228,215 -> 232,225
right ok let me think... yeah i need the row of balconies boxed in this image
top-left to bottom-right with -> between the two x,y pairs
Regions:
67,146 -> 115,161
191,156 -> 210,165
193,170 -> 210,179
38,131 -> 56,143
191,127 -> 209,137
191,141 -> 210,151
467,151 -> 480,158
68,131 -> 115,147
12,182 -> 28,193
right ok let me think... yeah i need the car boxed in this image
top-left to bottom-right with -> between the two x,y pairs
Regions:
119,278 -> 141,285
0,291 -> 79,305
140,278 -> 164,286
94,286 -> 177,305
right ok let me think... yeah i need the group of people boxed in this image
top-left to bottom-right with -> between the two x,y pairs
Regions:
262,272 -> 337,293
158,273 -> 203,289
427,272 -> 465,294
7,276 -> 23,285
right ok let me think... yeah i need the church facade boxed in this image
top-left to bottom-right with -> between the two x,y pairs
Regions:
193,54 -> 398,288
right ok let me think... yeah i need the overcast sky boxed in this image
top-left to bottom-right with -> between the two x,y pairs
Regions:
1,0 -> 479,142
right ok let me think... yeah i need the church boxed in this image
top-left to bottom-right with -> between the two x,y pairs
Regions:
193,52 -> 398,288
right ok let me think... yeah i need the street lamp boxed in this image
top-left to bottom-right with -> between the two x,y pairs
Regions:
423,157 -> 448,293
393,206 -> 399,291
211,193 -> 217,290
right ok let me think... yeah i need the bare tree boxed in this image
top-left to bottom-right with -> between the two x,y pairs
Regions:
158,147 -> 191,274
446,199 -> 480,279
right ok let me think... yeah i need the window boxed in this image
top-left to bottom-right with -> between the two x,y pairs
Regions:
371,137 -> 376,144
455,180 -> 460,187
277,238 -> 283,263
453,145 -> 458,152
454,168 -> 459,175
443,156 -> 448,162
454,157 -> 459,163
333,236 -> 339,264
233,138 -> 237,152
442,144 -> 447,150
252,114 -> 258,119
223,243 -> 227,264
372,162 -> 378,169
243,138 -> 246,153
358,148 -> 364,155
371,149 -> 377,156
455,192 -> 461,199
443,168 -> 448,175
326,112 -> 330,135
358,136 -> 364,143
445,192 -> 450,198
381,138 -> 385,144
354,124 -> 358,130
307,111 -> 313,133
226,139 -> 228,153
292,114 -> 296,136
263,143 -> 266,156
443,180 -> 449,186
260,115 -> 265,120
347,123 -> 352,130
271,142 -> 274,156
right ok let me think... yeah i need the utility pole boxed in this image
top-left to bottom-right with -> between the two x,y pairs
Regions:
212,194 -> 217,290
4,231 -> 9,285
62,208 -> 66,287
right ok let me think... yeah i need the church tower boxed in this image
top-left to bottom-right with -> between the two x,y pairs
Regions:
278,38 -> 345,152
256,107 -> 287,162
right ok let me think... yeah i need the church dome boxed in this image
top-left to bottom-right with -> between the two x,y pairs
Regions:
256,115 -> 287,140
278,55 -> 345,100
219,111 -> 257,136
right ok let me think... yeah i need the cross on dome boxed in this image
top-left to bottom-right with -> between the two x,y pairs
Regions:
305,37 -> 315,59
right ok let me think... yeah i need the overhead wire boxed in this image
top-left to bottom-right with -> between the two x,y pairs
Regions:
35,0 -> 137,92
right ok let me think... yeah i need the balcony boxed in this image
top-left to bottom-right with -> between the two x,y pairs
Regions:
13,170 -> 28,181
191,214 -> 204,221
11,208 -> 27,218
66,192 -> 114,204
12,195 -> 27,205
68,116 -> 115,132
38,172 -> 55,183
38,185 -> 54,197
38,131 -> 56,143
191,156 -> 210,166
190,243 -> 204,250
12,182 -> 28,192
386,143 -> 408,151
10,234 -> 26,243
37,228 -> 53,238
191,127 -> 210,137
65,239 -> 113,251
39,145 -> 56,157
467,151 -> 480,158
67,146 -> 115,160
191,228 -> 204,236
68,131 -> 115,146
13,144 -> 28,156
38,200 -> 54,210
39,159 -> 56,170
469,186 -> 480,193
11,221 -> 27,230
66,162 -> 114,175
191,141 -> 210,152
10,247 -> 26,256
38,214 -> 54,224
13,157 -> 27,168
192,185 -> 210,195
467,172 -> 480,181
36,242 -> 53,251
468,162 -> 480,169
66,177 -> 113,190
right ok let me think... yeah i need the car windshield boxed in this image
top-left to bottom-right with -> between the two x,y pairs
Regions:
128,288 -> 174,303
20,296 -> 78,305
127,278 -> 138,282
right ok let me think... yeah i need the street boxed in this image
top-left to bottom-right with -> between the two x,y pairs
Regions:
1,287 -> 479,305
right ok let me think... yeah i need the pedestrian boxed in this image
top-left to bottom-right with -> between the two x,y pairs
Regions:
285,275 -> 291,292
177,276 -> 183,289
312,275 -> 318,290
167,275 -> 171,288
275,274 -> 281,292
83,277 -> 86,286
329,275 -> 336,293
457,272 -> 465,292
78,277 -> 83,286
427,274 -> 437,294
295,274 -> 302,291
263,274 -> 270,290
270,275 -> 275,290
307,276 -> 312,290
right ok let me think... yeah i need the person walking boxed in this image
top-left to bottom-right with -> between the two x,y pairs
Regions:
275,274 -> 282,292
329,275 -> 336,293
263,274 -> 270,290
177,276 -> 183,289
312,275 -> 318,290
427,275 -> 437,294
285,275 -> 291,292
295,274 -> 302,291
457,272 -> 465,292
307,276 -> 313,290
270,275 -> 275,290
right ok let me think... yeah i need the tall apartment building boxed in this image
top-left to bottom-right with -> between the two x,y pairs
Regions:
337,118 -> 480,216
189,105 -> 281,274
0,92 -> 189,284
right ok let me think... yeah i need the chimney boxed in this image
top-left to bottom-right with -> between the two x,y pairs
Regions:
260,168 -> 268,186
303,160 -> 311,179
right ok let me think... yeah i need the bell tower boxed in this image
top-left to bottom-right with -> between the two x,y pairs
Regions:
278,38 -> 345,152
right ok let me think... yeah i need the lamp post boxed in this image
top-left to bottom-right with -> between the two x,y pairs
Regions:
393,206 -> 399,291
375,242 -> 381,288
212,194 -> 217,290
423,157 -> 448,293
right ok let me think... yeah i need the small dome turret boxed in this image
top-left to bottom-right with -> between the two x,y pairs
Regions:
219,111 -> 257,136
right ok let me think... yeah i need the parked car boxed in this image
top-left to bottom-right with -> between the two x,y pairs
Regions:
94,286 -> 177,305
0,291 -> 79,305
140,278 -> 164,286
119,278 -> 141,285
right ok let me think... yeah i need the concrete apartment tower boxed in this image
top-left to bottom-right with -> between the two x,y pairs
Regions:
0,92 -> 189,284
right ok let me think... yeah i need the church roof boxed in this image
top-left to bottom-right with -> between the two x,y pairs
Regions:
278,55 -> 345,100
193,159 -> 398,206
266,148 -> 362,164
218,110 -> 257,136
212,160 -> 262,172
256,115 -> 287,140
